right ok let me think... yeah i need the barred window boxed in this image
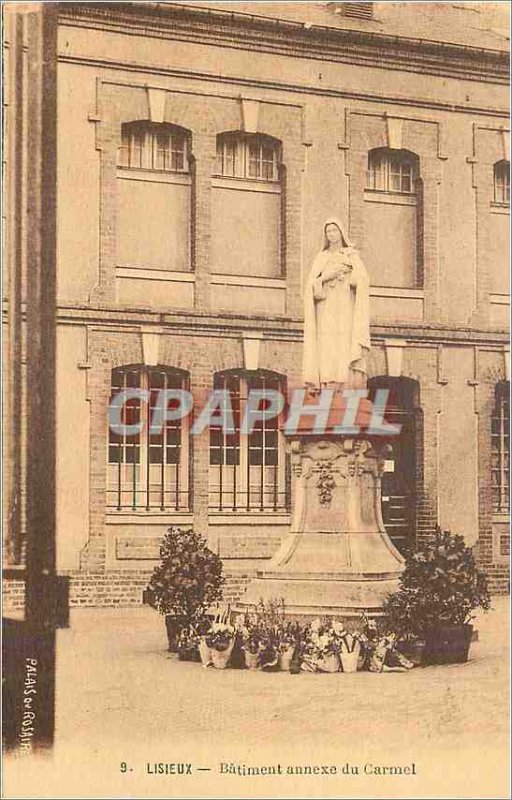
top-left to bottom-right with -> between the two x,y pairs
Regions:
117,122 -> 189,173
494,160 -> 510,205
491,382 -> 510,514
214,133 -> 280,182
107,366 -> 189,511
209,370 -> 289,512
366,148 -> 419,194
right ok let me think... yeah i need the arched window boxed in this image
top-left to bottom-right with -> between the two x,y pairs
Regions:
494,160 -> 510,205
491,382 -> 510,513
211,133 -> 283,278
107,365 -> 189,511
366,148 -> 419,195
214,133 -> 280,182
209,370 -> 289,512
118,121 -> 189,173
116,121 -> 192,272
364,148 -> 422,288
368,377 -> 419,555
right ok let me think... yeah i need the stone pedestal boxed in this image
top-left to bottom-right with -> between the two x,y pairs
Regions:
237,433 -> 405,622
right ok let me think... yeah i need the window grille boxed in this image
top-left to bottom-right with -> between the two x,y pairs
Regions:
107,366 -> 189,511
491,384 -> 510,513
494,160 -> 510,205
366,149 -> 419,194
214,133 -> 280,182
117,122 -> 189,173
209,371 -> 289,512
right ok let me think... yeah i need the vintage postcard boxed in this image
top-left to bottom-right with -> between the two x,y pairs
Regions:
2,1 -> 510,798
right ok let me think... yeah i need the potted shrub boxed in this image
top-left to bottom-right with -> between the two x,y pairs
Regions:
384,527 -> 491,665
146,526 -> 224,652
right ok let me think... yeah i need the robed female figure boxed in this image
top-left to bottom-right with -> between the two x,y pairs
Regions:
302,218 -> 371,389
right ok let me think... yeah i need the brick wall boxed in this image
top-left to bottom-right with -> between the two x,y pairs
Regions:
2,569 -> 255,612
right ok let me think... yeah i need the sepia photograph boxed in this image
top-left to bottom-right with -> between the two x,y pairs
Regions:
2,1 -> 510,798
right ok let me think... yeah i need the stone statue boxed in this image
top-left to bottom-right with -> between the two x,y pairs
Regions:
302,218 -> 371,389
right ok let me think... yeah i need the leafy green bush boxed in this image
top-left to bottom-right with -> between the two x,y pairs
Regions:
384,527 -> 491,637
147,527 -> 224,623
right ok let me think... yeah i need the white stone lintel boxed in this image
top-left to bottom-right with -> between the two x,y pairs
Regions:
384,338 -> 408,377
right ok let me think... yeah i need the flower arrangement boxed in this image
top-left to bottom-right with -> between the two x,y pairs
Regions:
235,613 -> 267,669
366,633 -> 414,673
235,599 -> 301,670
176,616 -> 211,662
300,618 -> 344,672
169,601 -> 424,674
359,612 -> 414,673
205,620 -> 235,652
201,609 -> 236,669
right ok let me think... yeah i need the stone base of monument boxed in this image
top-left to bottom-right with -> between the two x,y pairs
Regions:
235,402 -> 405,625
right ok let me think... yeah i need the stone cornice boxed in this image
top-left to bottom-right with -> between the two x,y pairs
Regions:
58,2 -> 509,85
3,301 -> 508,347
57,54 -> 509,119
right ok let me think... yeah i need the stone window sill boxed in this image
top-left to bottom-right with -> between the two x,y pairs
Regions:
116,267 -> 194,281
106,512 -> 192,524
490,203 -> 510,215
209,512 -> 291,525
364,190 -> 417,207
117,168 -> 191,186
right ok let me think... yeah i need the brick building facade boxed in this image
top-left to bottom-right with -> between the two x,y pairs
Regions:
3,1 -> 510,608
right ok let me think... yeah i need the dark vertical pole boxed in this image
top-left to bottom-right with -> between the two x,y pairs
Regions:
24,4 -> 58,631
1,3 -> 61,752
4,10 -> 25,566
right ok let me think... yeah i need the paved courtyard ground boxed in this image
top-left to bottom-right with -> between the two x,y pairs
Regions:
4,597 -> 510,798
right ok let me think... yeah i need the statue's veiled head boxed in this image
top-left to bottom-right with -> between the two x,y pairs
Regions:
322,217 -> 353,251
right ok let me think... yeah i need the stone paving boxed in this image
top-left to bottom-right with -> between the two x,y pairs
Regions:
4,597 -> 510,798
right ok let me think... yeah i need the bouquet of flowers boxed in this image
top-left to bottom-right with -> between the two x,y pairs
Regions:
205,620 -> 235,652
359,612 -> 414,673
177,615 -> 211,662
201,608 -> 236,669
367,633 -> 414,673
300,618 -> 343,673
236,612 -> 268,669
235,600 -> 303,671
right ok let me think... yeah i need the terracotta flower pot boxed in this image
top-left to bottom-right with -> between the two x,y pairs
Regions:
244,650 -> 260,670
278,646 -> 295,672
424,624 -> 473,666
340,641 -> 361,673
210,638 -> 235,670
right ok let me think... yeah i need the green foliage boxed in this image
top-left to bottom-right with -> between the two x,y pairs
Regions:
147,527 -> 224,622
384,527 -> 491,637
